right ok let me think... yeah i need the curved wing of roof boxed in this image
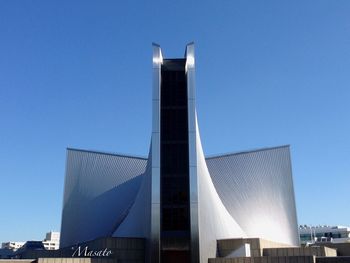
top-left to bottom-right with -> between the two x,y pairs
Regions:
60,148 -> 147,248
112,149 -> 152,238
60,145 -> 299,250
195,118 -> 247,263
206,145 -> 299,246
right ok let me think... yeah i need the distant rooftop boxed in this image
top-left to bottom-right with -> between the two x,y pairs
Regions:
299,225 -> 350,230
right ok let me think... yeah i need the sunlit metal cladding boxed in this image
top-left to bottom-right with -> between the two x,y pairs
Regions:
186,42 -> 200,263
151,43 -> 162,263
60,149 -> 147,248
60,146 -> 299,252
206,145 -> 299,247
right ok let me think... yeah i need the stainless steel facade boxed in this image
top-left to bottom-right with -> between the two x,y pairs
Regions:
206,146 -> 299,247
186,43 -> 200,263
151,43 -> 162,263
60,44 -> 299,263
60,149 -> 147,248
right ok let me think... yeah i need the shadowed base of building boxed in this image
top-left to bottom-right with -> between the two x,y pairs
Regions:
3,237 -> 350,263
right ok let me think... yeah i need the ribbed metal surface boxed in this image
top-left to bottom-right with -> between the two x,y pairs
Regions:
60,148 -> 147,248
196,117 -> 247,263
206,146 -> 299,246
112,148 -> 152,239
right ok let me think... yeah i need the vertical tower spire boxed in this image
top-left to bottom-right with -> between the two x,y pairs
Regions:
151,43 -> 162,263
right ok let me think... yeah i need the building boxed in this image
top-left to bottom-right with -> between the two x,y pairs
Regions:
0,248 -> 14,259
1,242 -> 25,251
42,232 -> 60,250
1,241 -> 25,257
300,225 -> 350,245
1,232 -> 60,255
59,43 -> 300,263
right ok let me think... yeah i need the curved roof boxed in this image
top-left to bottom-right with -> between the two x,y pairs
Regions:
60,145 -> 299,248
206,145 -> 299,246
60,148 -> 147,248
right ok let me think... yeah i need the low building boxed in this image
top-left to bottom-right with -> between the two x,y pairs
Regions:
300,225 -> 350,245
1,232 -> 60,256
42,232 -> 60,250
5,236 -> 350,263
0,248 -> 14,259
1,242 -> 25,251
1,242 -> 25,259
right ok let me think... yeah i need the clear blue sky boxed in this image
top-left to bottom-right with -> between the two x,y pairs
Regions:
0,0 -> 349,243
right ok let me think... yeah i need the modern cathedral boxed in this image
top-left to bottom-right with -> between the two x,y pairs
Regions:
60,44 -> 299,263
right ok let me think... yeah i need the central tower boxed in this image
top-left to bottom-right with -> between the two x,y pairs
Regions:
160,58 -> 191,262
151,43 -> 199,263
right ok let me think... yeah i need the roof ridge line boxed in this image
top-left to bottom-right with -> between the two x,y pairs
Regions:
66,147 -> 148,160
205,145 -> 290,159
